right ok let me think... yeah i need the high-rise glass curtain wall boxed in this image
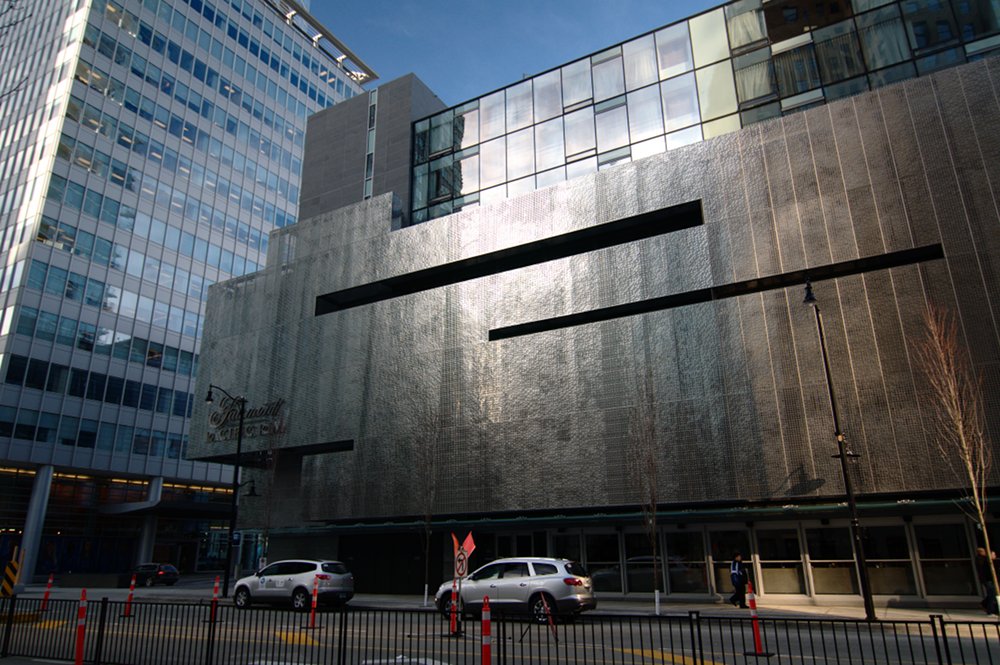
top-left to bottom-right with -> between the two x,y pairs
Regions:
410,0 -> 1000,225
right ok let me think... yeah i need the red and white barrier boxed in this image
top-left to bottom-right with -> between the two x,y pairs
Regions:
742,580 -> 773,658
309,575 -> 319,629
40,573 -> 54,611
210,575 -> 220,623
74,589 -> 87,665
449,579 -> 459,635
123,573 -> 136,618
481,596 -> 492,665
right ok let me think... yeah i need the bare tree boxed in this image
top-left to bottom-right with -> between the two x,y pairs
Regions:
414,400 -> 441,607
913,305 -> 999,612
628,367 -> 662,614
0,1 -> 32,101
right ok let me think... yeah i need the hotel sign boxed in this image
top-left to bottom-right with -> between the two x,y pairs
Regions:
207,397 -> 286,442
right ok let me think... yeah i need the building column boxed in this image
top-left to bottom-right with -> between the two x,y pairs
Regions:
136,477 -> 164,565
17,465 -> 54,590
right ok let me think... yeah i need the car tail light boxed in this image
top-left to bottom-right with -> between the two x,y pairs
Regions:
563,577 -> 583,586
157,570 -> 164,576
316,574 -> 331,580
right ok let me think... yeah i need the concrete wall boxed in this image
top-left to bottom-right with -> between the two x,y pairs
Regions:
190,58 -> 1000,530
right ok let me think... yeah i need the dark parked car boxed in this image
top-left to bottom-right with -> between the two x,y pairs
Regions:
132,563 -> 179,587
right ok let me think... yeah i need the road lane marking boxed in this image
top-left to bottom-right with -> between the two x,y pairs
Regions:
275,629 -> 320,646
36,620 -> 67,629
618,647 -> 724,665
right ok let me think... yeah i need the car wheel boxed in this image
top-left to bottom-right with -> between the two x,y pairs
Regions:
530,594 -> 556,624
291,587 -> 311,611
144,577 -> 155,587
437,594 -> 463,619
233,587 -> 252,609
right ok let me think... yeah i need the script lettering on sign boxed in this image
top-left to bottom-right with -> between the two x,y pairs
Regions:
207,397 -> 287,442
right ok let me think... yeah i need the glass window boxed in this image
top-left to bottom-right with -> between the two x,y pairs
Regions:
627,84 -> 665,142
429,110 -> 453,156
46,364 -> 68,393
665,531 -> 708,593
857,5 -> 911,69
36,413 -> 58,444
35,312 -> 58,342
726,0 -> 768,50
456,150 -> 480,196
661,73 -> 701,131
757,528 -> 805,594
454,102 -> 479,149
14,409 -> 38,440
532,70 -> 562,122
479,90 -> 506,142
916,524 -> 976,595
902,0 -> 959,50
595,103 -> 629,154
734,48 -> 777,104
506,127 -> 534,180
814,21 -> 867,84
587,533 -> 622,593
623,34 -> 658,91
24,361 -> 48,390
506,80 -> 533,132
592,48 -> 625,102
690,9 -> 731,67
807,527 -> 858,594
16,306 -> 37,336
562,58 -> 593,108
710,530 -> 751,593
479,137 -> 506,190
774,44 -> 822,96
696,61 -> 738,121
68,369 -> 87,397
863,525 -> 917,595
534,118 -> 565,172
564,106 -> 596,157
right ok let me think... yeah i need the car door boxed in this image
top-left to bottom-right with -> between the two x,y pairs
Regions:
461,563 -> 502,611
497,561 -> 532,608
256,562 -> 287,599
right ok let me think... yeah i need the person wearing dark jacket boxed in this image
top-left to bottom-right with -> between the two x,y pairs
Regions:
729,552 -> 748,609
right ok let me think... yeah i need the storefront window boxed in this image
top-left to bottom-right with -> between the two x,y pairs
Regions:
586,533 -> 622,592
807,527 -> 859,594
757,528 -> 805,594
863,525 -> 916,595
916,524 -> 976,596
665,531 -> 708,593
710,530 -> 751,592
624,532 -> 659,592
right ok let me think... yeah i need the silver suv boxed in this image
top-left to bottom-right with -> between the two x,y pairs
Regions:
434,557 -> 596,622
233,559 -> 354,610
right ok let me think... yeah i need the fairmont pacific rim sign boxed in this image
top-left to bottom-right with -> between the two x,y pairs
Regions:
207,397 -> 287,442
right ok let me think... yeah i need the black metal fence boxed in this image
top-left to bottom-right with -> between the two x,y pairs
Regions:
2,595 -> 999,664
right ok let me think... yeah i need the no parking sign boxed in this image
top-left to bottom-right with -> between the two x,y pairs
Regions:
452,531 -> 475,578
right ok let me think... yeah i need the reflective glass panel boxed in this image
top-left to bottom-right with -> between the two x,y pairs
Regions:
533,70 -> 563,122
902,0 -> 959,50
562,58 -> 593,107
429,110 -> 453,155
595,105 -> 629,153
479,90 -> 506,141
506,127 -> 535,180
564,106 -> 596,157
455,103 -> 479,150
661,73 -> 701,131
623,34 -> 658,91
456,151 -> 480,196
627,85 -> 664,142
814,20 -> 867,83
726,0 -> 767,50
535,117 -> 565,171
857,5 -> 911,69
592,49 -> 626,101
656,23 -> 695,80
631,135 -> 666,160
690,9 -> 730,67
667,125 -> 702,150
506,80 -> 534,132
480,137 -> 506,189
734,48 -> 776,103
774,44 -> 822,96
702,113 -> 741,139
696,61 -> 738,120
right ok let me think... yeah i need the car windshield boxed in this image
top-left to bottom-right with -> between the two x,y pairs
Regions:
565,562 -> 589,577
322,562 -> 348,574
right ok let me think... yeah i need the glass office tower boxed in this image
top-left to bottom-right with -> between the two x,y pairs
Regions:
411,0 -> 1000,224
0,0 -> 373,579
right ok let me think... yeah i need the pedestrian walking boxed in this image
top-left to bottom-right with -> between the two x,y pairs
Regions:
729,551 -> 748,609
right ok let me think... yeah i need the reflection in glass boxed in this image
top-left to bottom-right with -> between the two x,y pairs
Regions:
479,90 -> 506,141
702,114 -> 741,139
535,117 -> 565,171
627,85 -> 664,142
696,60 -> 739,120
412,164 -> 427,210
480,137 -> 506,189
429,110 -> 453,155
814,21 -> 867,83
690,8 -> 730,68
734,48 -> 776,103
726,0 -> 767,50
915,524 -> 976,596
824,76 -> 869,101
857,6 -> 910,69
592,48 -> 626,101
564,106 -> 596,157
566,156 -> 597,180
479,184 -> 507,205
632,135 -> 666,160
901,0 -> 958,50
456,150 -> 479,196
623,34 -> 659,91
507,175 -> 535,197
536,166 -> 566,189
757,528 -> 805,594
506,127 -> 535,180
596,104 -> 630,154
807,527 -> 859,594
656,22 -> 694,80
868,60 -> 916,87
916,47 -> 964,74
562,58 -> 593,108
661,72 -> 701,131
774,44 -> 822,96
953,0 -> 1000,40
667,125 -> 702,150
665,531 -> 708,593
454,102 -> 479,149
506,80 -> 533,132
852,0 -> 894,9
533,69 -> 562,122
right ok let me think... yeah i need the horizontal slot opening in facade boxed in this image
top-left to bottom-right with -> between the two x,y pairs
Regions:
315,200 -> 704,315
489,244 -> 944,340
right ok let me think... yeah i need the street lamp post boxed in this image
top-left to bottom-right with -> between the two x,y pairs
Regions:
803,282 -> 877,621
205,384 -> 246,599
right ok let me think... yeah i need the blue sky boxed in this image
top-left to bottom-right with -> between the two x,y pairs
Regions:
311,1 -> 720,107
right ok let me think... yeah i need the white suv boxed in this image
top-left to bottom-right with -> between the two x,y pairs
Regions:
435,557 -> 596,622
233,559 -> 354,610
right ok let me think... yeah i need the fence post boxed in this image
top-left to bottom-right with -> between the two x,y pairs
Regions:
92,597 -> 109,665
337,607 -> 349,665
930,614 -> 953,665
688,610 -> 703,665
1,595 -> 16,657
203,601 -> 218,665
74,589 -> 87,665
